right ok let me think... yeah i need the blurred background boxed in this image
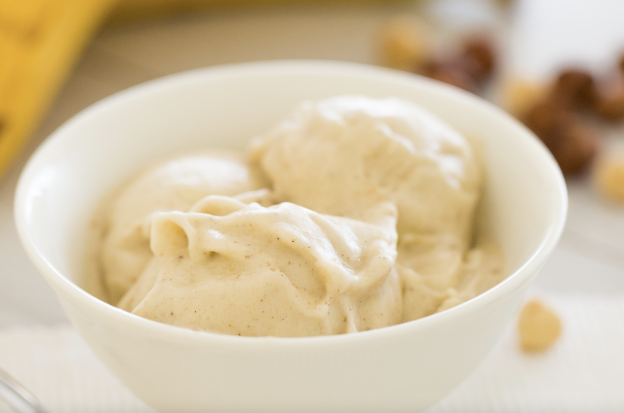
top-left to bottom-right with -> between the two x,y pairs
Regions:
0,0 -> 623,411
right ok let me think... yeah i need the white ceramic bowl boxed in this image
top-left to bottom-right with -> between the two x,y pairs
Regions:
15,61 -> 567,413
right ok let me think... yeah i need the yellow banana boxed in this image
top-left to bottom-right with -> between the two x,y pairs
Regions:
0,0 -> 117,180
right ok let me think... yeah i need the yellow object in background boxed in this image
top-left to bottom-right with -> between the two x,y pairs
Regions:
518,299 -> 562,353
593,152 -> 624,204
0,0 -> 116,180
377,16 -> 432,72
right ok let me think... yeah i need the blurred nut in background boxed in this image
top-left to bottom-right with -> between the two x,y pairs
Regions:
518,299 -> 562,353
523,100 -> 570,140
421,34 -> 496,94
423,59 -> 478,92
593,74 -> 624,121
593,153 -> 624,203
549,118 -> 599,175
500,78 -> 548,117
550,69 -> 595,109
378,17 -> 432,72
524,101 -> 598,174
460,37 -> 496,82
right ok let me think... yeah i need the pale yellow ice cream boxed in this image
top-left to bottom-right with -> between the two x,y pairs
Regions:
118,197 -> 402,336
95,95 -> 504,337
100,151 -> 268,303
249,95 -> 481,242
250,96 -> 497,323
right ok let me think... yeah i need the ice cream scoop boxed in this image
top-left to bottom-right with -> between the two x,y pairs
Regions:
119,196 -> 402,337
101,151 -> 267,303
249,95 -> 481,244
250,96 -> 494,322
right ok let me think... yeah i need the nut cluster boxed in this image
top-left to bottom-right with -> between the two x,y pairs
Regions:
522,74 -> 598,175
378,19 -> 497,95
422,37 -> 497,93
379,17 -> 624,203
522,57 -> 624,175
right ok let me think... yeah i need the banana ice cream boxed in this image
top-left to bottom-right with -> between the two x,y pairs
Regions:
93,96 -> 504,337
118,198 -> 402,336
100,151 -> 268,303
250,96 -> 501,323
249,96 -> 480,241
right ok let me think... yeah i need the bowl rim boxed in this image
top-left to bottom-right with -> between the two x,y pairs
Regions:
14,59 -> 568,346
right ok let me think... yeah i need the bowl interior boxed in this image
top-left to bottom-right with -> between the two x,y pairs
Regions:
16,60 -> 566,314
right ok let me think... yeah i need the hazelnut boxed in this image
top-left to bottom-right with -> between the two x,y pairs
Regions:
593,75 -> 624,121
518,300 -> 561,353
423,59 -> 478,93
378,18 -> 431,72
524,102 -> 598,174
500,78 -> 549,118
550,119 -> 599,174
550,69 -> 595,109
460,37 -> 496,82
593,153 -> 624,203
523,100 -> 570,140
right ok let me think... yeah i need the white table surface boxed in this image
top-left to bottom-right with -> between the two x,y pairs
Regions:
1,0 -> 623,411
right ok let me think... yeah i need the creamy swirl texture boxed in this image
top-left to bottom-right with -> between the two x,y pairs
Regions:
119,197 -> 401,336
100,151 -> 268,303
